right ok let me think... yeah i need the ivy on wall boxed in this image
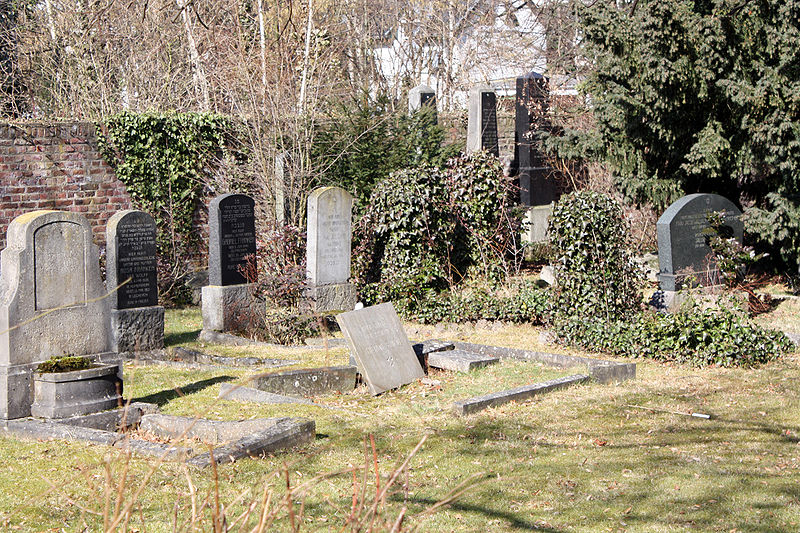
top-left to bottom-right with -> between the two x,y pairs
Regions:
96,111 -> 240,303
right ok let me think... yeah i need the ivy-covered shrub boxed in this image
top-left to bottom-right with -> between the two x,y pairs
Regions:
549,191 -> 643,327
559,304 -> 792,368
354,152 -> 522,304
253,222 -> 307,309
97,111 -> 241,305
393,282 -> 550,325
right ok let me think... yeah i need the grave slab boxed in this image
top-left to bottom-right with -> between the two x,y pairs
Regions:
187,418 -> 315,468
219,383 -> 317,405
140,414 -> 298,444
246,366 -> 357,397
452,374 -> 589,416
336,303 -> 425,395
427,349 -> 499,372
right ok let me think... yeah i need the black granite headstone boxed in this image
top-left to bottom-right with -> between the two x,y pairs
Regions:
209,193 -> 257,286
107,210 -> 158,309
515,71 -> 558,206
657,193 -> 743,291
480,91 -> 500,157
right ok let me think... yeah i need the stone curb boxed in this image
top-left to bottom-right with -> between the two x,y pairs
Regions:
452,374 -> 590,416
427,349 -> 499,372
450,341 -> 636,384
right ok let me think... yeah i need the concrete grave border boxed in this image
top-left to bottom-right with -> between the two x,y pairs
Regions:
443,341 -> 636,416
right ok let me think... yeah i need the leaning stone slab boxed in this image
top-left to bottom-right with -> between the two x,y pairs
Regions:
246,366 -> 357,397
187,418 -> 315,468
336,302 -> 425,395
4,418 -> 123,445
452,374 -> 590,416
428,350 -> 499,372
450,341 -> 635,384
219,383 -> 316,405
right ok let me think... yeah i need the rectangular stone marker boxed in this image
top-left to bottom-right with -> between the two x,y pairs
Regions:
209,193 -> 257,286
467,85 -> 500,157
408,83 -> 437,123
427,349 -> 499,373
514,71 -> 559,207
203,194 -> 257,333
657,193 -> 743,291
107,210 -> 164,352
306,186 -> 356,312
336,302 -> 424,395
0,210 -> 113,420
247,366 -> 357,397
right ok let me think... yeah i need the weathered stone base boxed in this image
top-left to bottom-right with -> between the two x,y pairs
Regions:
521,204 -> 552,246
247,366 -> 357,397
31,364 -> 122,419
111,306 -> 165,352
201,284 -> 256,332
0,362 -> 40,420
306,283 -> 357,313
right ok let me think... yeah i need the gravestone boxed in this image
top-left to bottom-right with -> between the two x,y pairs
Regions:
202,194 -> 257,333
657,193 -> 743,291
106,210 -> 164,352
306,187 -> 356,312
466,85 -> 499,157
514,71 -> 559,207
0,210 -> 114,420
408,84 -> 437,122
336,302 -> 424,395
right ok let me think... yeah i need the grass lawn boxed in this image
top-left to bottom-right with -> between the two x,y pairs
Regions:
1,306 -> 799,532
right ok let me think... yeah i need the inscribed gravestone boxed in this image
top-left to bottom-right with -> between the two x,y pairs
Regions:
106,210 -> 164,352
466,85 -> 499,157
336,302 -> 424,395
306,187 -> 356,311
514,71 -> 558,207
408,84 -> 437,122
0,210 -> 112,419
107,210 -> 158,309
209,194 -> 257,286
657,193 -> 743,291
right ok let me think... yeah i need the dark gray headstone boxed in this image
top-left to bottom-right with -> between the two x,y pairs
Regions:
514,71 -> 559,206
336,303 -> 424,395
657,193 -> 743,291
107,210 -> 158,309
467,85 -> 499,157
209,194 -> 257,286
408,84 -> 437,122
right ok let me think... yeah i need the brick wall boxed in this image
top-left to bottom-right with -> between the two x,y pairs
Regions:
0,122 -> 133,250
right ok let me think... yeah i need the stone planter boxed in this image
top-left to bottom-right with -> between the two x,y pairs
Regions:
31,364 -> 122,419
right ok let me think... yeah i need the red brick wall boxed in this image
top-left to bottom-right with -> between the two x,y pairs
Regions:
0,122 -> 132,250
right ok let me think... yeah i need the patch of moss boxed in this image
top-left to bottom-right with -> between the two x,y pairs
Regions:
36,355 -> 92,373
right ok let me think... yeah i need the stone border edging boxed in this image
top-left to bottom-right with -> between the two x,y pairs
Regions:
449,341 -> 636,384
452,374 -> 590,416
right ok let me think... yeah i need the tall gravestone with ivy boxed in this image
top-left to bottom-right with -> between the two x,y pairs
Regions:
306,187 -> 356,312
106,210 -> 164,353
202,194 -> 258,333
466,85 -> 499,157
0,210 -> 116,420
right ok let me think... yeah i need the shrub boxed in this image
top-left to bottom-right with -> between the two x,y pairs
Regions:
354,152 -> 523,304
549,191 -> 643,327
